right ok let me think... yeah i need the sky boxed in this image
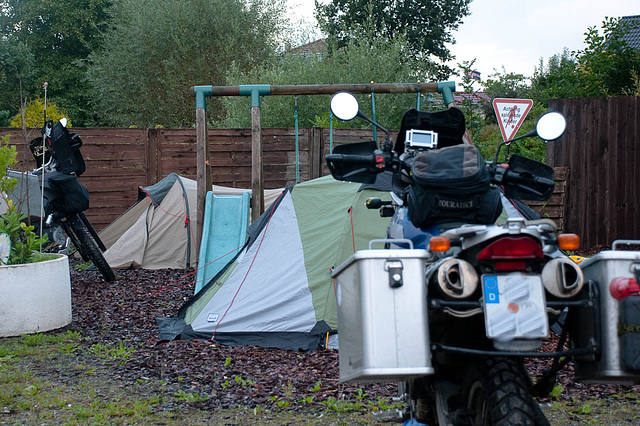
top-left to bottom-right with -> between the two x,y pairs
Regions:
287,0 -> 639,84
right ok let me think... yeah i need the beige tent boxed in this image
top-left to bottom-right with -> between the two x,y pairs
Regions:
100,173 -> 283,270
101,173 -> 198,269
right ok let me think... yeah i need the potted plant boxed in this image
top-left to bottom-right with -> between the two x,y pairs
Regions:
0,135 -> 72,337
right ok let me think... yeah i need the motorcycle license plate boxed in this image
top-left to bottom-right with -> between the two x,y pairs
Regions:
481,273 -> 548,340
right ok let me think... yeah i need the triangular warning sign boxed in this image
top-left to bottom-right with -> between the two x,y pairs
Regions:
493,98 -> 533,141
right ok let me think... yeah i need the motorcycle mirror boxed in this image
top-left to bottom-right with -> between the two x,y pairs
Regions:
59,117 -> 68,127
535,112 -> 566,141
330,92 -> 359,121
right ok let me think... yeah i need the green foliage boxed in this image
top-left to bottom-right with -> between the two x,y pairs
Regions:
309,379 -> 322,392
88,342 -> 137,365
9,98 -> 68,128
0,0 -> 111,125
315,0 -> 471,79
319,395 -> 365,412
530,49 -> 580,106
300,395 -> 315,404
531,17 -> 640,102
455,59 -> 487,142
216,32 -> 425,130
174,389 -> 209,403
233,375 -> 255,387
0,135 -> 18,197
1,135 -> 49,264
575,17 -> 640,96
0,36 -> 36,126
86,0 -> 286,128
549,384 -> 564,399
474,103 -> 549,163
480,67 -> 531,124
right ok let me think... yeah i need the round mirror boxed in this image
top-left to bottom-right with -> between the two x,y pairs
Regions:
536,112 -> 566,141
330,92 -> 359,121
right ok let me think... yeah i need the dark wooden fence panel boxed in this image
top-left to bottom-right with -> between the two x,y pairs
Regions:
2,126 -> 323,230
548,97 -> 640,248
3,124 -> 575,232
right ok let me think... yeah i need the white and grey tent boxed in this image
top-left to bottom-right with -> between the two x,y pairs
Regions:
157,175 -> 392,351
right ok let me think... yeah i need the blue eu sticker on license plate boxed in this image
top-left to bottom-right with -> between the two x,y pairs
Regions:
483,275 -> 500,304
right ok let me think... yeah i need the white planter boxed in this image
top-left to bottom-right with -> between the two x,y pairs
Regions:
0,254 -> 72,337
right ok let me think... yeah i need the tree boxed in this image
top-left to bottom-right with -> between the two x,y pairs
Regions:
0,36 -> 35,137
9,98 -> 68,128
315,0 -> 471,80
215,33 -> 427,131
85,0 -> 286,128
529,49 -> 581,106
530,17 -> 640,102
0,0 -> 112,125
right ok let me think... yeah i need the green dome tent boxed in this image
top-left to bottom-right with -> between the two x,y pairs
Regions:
157,175 -> 392,351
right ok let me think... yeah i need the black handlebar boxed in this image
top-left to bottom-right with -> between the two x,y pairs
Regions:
325,153 -> 377,165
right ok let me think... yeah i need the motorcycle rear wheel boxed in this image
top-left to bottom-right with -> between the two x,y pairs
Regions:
464,357 -> 549,425
68,216 -> 115,282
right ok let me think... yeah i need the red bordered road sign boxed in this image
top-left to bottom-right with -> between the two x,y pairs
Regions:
492,98 -> 533,141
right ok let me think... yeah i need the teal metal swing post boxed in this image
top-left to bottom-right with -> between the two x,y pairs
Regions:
192,81 -> 456,248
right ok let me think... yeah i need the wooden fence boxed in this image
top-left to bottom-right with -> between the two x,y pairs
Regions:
1,127 -> 388,230
547,96 -> 640,248
3,125 -> 570,234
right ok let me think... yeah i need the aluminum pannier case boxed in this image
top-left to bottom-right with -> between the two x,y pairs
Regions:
331,247 -> 434,382
572,242 -> 640,384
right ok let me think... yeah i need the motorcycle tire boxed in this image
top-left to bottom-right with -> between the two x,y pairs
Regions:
463,357 -> 549,426
68,216 -> 116,282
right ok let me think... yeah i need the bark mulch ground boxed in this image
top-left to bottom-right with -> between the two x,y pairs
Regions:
67,243 -> 640,411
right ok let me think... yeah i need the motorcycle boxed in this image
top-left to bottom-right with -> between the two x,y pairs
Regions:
14,118 -> 115,282
326,89 -> 639,425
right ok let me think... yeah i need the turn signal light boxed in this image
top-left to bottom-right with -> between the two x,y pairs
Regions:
610,277 -> 640,300
429,236 -> 451,252
558,233 -> 580,251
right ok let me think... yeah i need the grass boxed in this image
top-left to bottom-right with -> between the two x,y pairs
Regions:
1,330 -> 639,425
0,330 -> 402,425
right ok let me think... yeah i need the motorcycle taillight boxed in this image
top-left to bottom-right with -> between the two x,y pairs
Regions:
477,236 -> 543,261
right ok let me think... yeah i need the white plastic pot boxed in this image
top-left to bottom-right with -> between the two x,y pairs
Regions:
0,254 -> 72,337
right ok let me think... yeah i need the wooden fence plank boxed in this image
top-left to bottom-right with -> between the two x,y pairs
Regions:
548,97 -> 640,247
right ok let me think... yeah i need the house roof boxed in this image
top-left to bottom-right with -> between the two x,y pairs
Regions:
287,38 -> 328,55
620,15 -> 640,49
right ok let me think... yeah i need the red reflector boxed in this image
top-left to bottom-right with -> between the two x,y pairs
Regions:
610,277 -> 640,300
478,236 -> 543,260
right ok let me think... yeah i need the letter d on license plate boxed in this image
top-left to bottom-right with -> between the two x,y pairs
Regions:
481,273 -> 548,340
